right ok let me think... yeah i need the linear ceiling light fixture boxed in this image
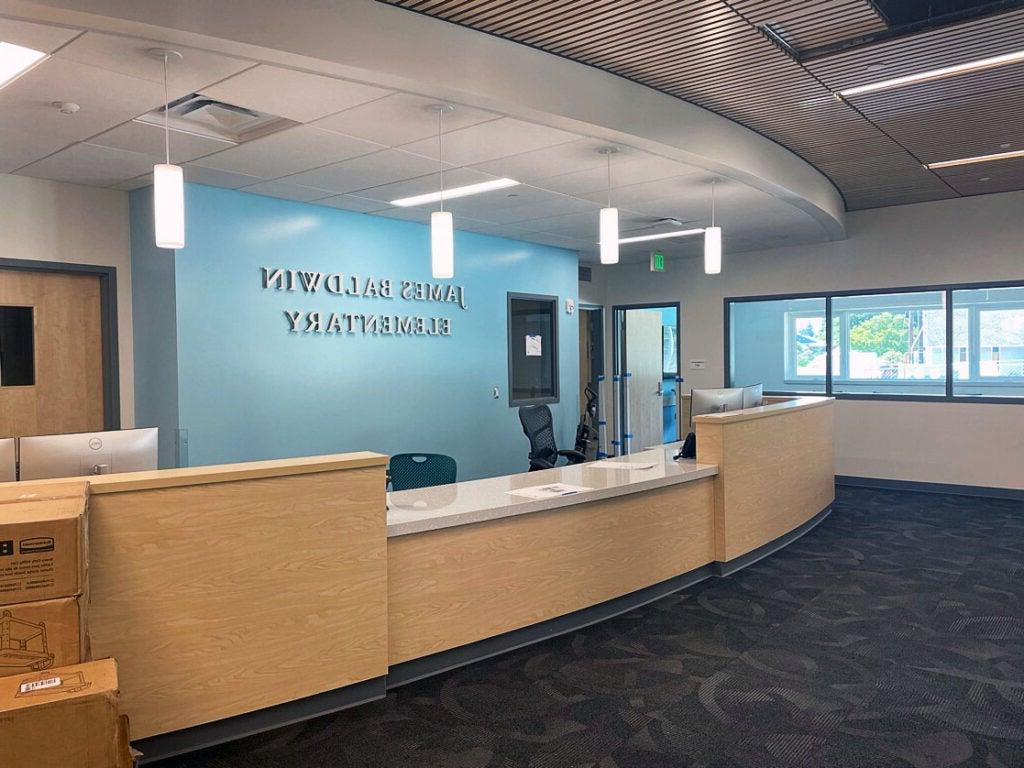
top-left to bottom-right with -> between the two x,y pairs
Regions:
0,41 -> 47,90
618,228 -> 705,244
837,49 -> 1024,98
925,148 -> 1024,169
390,177 -> 519,207
149,48 -> 185,250
704,179 -> 722,275
599,147 -> 619,265
429,104 -> 455,279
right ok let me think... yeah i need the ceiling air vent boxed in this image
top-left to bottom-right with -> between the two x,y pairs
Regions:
133,94 -> 298,145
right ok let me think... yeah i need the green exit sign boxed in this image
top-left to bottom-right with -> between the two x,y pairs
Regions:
650,251 -> 665,272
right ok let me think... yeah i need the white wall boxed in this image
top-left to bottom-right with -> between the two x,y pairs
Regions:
0,174 -> 134,427
592,189 -> 1024,490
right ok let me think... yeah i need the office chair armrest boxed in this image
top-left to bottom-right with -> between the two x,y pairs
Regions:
528,455 -> 556,471
558,449 -> 588,464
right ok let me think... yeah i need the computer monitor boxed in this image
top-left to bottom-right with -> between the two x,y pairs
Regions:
690,388 -> 745,427
741,383 -> 764,409
18,428 -> 159,481
0,438 -> 14,482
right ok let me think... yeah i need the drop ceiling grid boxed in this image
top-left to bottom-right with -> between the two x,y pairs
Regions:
380,0 -> 1024,210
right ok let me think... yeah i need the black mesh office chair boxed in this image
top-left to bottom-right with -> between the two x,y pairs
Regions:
388,453 -> 457,491
518,405 -> 587,471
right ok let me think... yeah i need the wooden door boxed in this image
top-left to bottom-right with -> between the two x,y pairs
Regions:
0,268 -> 104,437
624,309 -> 663,451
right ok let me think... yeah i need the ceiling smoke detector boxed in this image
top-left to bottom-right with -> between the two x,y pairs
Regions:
52,101 -> 79,114
133,93 -> 298,145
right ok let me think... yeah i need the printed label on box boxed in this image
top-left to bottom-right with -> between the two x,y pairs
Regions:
19,676 -> 61,694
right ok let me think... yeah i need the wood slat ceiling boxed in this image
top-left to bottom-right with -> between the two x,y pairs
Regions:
378,0 -> 1024,210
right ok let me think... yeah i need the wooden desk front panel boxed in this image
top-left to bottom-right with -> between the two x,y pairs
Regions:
700,401 -> 834,562
387,478 -> 715,665
87,466 -> 387,738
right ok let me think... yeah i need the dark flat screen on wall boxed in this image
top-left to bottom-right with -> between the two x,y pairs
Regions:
0,306 -> 35,386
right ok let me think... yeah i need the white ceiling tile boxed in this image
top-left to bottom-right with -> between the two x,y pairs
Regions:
313,194 -> 388,213
356,167 -> 498,203
0,18 -> 81,52
371,207 -> 434,225
285,149 -> 440,195
54,32 -> 252,96
18,142 -> 155,186
237,179 -> 332,202
183,164 -> 264,188
91,120 -> 231,162
470,138 -> 618,181
581,175 -> 704,207
192,125 -> 382,179
539,154 -> 703,196
451,191 -> 600,225
518,231 -> 589,250
313,93 -> 501,147
201,65 -> 391,122
0,57 -> 163,171
110,173 -> 153,191
400,117 -> 579,166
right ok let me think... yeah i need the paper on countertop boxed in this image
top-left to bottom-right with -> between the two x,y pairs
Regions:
506,483 -> 592,500
590,460 -> 657,471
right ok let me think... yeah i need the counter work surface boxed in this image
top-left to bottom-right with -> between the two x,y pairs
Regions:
387,448 -> 718,537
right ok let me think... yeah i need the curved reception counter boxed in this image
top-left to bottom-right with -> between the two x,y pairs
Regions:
0,396 -> 833,762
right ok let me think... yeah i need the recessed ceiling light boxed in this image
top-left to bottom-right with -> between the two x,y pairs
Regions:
390,178 -> 520,207
0,41 -> 48,90
837,49 -> 1024,97
925,148 -> 1024,169
617,228 -> 705,244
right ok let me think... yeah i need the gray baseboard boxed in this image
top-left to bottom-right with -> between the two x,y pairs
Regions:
836,475 -> 1024,501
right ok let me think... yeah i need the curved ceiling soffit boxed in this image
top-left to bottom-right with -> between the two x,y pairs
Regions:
3,0 -> 847,239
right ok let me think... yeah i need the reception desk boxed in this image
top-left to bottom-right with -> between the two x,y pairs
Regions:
0,397 -> 833,761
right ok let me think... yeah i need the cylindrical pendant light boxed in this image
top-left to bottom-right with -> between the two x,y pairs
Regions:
431,211 -> 454,279
599,147 -> 619,265
599,207 -> 619,265
431,105 -> 455,279
704,179 -> 722,275
150,48 -> 185,249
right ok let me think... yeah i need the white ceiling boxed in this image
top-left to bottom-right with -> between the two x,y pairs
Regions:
0,16 -> 831,262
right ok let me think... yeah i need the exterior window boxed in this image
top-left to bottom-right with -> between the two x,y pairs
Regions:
953,287 -> 1024,397
830,292 -> 946,395
727,282 -> 1024,402
730,297 -> 825,392
508,293 -> 559,406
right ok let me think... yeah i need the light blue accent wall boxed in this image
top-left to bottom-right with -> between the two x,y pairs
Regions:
129,186 -> 180,468
131,183 -> 579,481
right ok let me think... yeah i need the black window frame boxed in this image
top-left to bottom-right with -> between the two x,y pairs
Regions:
507,292 -> 560,407
724,278 -> 1024,405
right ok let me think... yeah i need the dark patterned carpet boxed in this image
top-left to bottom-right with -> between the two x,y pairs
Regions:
157,487 -> 1024,768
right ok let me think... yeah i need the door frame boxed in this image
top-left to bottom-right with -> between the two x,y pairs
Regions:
612,301 -> 682,452
0,258 -> 121,430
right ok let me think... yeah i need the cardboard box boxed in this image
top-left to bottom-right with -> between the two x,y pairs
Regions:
0,480 -> 89,506
0,497 -> 86,606
0,596 -> 87,677
0,658 -> 132,768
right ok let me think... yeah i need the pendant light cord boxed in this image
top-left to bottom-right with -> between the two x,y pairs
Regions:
162,54 -> 170,165
438,107 -> 444,214
711,179 -> 716,227
606,152 -> 611,208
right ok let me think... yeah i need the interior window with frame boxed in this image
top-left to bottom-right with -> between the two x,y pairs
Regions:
508,293 -> 559,406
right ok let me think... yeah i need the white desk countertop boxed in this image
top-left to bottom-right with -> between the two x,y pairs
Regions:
387,448 -> 718,537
